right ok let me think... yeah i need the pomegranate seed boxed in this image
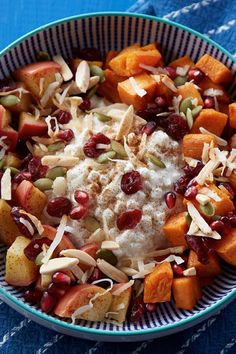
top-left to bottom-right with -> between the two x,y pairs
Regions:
83,133 -> 110,158
56,110 -> 72,124
87,267 -> 103,283
52,272 -> 71,286
57,129 -> 74,143
24,237 -> 51,261
188,68 -> 204,84
117,209 -> 142,231
210,220 -> 225,233
146,303 -> 157,313
183,162 -> 204,177
47,197 -> 72,217
14,171 -> 32,184
165,192 -> 176,209
184,186 -> 198,199
218,183 -> 236,199
204,96 -> 215,109
24,289 -> 42,304
141,121 -> 157,136
74,190 -> 89,205
80,98 -> 91,111
28,157 -> 48,180
48,282 -> 67,298
121,171 -> 142,195
165,66 -> 177,80
11,206 -> 36,238
130,296 -> 145,323
40,291 -> 57,313
160,113 -> 189,140
229,215 -> 236,227
69,205 -> 87,220
174,175 -> 191,195
172,263 -> 185,277
155,96 -> 167,107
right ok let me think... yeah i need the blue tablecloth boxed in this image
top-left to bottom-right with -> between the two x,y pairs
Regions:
0,1 -> 236,353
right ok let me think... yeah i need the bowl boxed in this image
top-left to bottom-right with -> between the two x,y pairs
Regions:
0,12 -> 236,342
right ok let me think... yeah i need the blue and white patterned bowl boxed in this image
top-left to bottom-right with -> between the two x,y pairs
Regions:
0,12 -> 236,342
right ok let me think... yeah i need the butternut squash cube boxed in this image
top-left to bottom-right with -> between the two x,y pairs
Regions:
229,102 -> 236,129
196,54 -> 232,84
172,276 -> 202,310
169,55 -> 195,68
187,250 -> 222,278
104,50 -> 120,69
215,228 -> 236,266
97,69 -> 125,102
182,134 -> 217,160
163,212 -> 188,247
191,109 -> 228,136
177,82 -> 203,106
199,77 -> 229,103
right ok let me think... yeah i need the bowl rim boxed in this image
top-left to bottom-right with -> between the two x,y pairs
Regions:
0,11 -> 236,338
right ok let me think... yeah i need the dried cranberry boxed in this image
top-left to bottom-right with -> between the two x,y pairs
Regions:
210,220 -> 225,233
28,157 -> 48,180
136,106 -> 164,121
172,263 -> 185,277
56,110 -> 72,124
87,267 -> 103,283
14,171 -> 32,184
72,47 -> 102,61
146,303 -> 157,313
52,272 -> 71,286
117,209 -> 142,231
188,68 -> 204,84
11,206 -> 36,238
80,98 -> 91,111
160,113 -> 189,140
24,237 -> 51,261
184,186 -> 198,200
24,289 -> 42,304
121,171 -> 142,195
183,162 -> 204,177
57,129 -> 74,143
174,175 -> 191,195
48,283 -> 67,298
155,96 -> 167,107
204,96 -> 215,109
74,190 -> 89,205
165,192 -> 176,209
185,235 -> 211,264
129,296 -> 145,323
47,197 -> 72,217
83,133 -> 110,158
40,291 -> 57,313
141,121 -> 157,136
70,205 -> 87,220
165,66 -> 177,80
0,78 -> 17,92
218,183 -> 235,199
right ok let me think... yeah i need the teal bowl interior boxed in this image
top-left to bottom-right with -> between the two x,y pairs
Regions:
0,12 -> 236,341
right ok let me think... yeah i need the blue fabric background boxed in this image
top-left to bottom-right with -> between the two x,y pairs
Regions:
0,1 -> 236,353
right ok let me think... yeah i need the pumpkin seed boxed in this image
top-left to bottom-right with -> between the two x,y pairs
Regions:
97,151 -> 116,164
83,216 -> 100,232
95,112 -> 112,122
191,105 -> 203,118
0,159 -> 5,169
111,140 -> 127,157
145,153 -> 166,168
35,251 -> 44,266
179,97 -> 194,114
174,75 -> 188,87
36,51 -> 51,61
3,166 -> 19,175
185,213 -> 192,226
46,166 -> 67,180
186,108 -> 193,129
86,84 -> 98,98
200,202 -> 215,217
89,64 -> 105,82
48,141 -> 65,152
34,178 -> 53,191
212,215 -> 221,221
96,249 -> 118,266
0,95 -> 20,107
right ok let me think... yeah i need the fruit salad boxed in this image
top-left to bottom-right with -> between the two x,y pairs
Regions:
1,43 -> 236,324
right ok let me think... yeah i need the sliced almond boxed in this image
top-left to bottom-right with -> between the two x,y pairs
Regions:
60,249 -> 96,266
196,193 -> 210,205
187,202 -> 212,235
118,267 -> 138,276
40,257 -> 79,274
188,220 -> 199,235
116,105 -> 134,141
70,265 -> 84,280
183,267 -> 196,276
199,127 -> 227,146
1,167 -> 11,200
101,241 -> 120,250
40,81 -> 60,107
75,60 -> 90,93
88,228 -> 106,246
112,280 -> 135,296
129,77 -> 147,97
96,259 -> 129,283
53,55 -> 73,81
41,155 -> 79,168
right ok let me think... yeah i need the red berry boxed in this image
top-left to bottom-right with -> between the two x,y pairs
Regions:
52,272 -> 71,286
183,162 -> 204,177
174,175 -> 191,195
155,96 -> 167,107
24,289 -> 42,304
80,98 -> 91,111
47,197 -> 72,217
130,296 -> 145,323
87,267 -> 103,283
28,157 -> 48,180
164,192 -> 176,209
172,263 -> 185,277
204,96 -> 215,108
57,129 -> 74,143
48,283 -> 67,298
210,220 -> 225,233
141,121 -> 157,136
146,303 -> 157,313
56,110 -> 72,124
163,114 -> 189,140
117,209 -> 142,231
83,133 -> 110,158
40,291 -> 57,313
69,205 -> 87,220
165,66 -> 177,80
188,68 -> 204,84
74,190 -> 89,205
121,171 -> 142,195
136,105 -> 164,121
184,186 -> 198,199
14,171 -> 32,184
24,237 -> 52,261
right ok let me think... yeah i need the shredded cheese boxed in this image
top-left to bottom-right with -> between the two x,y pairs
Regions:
129,77 -> 147,97
1,168 -> 11,200
45,115 -> 59,138
203,88 -> 224,97
20,210 -> 44,235
196,193 -> 210,205
112,280 -> 135,296
19,217 -> 34,235
172,95 -> 182,114
40,81 -> 60,107
183,267 -> 196,276
161,75 -> 177,92
199,127 -> 227,146
199,187 -> 221,202
144,245 -> 185,258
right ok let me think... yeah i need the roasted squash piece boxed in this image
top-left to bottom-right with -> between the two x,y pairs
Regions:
196,54 -> 232,84
187,250 -> 222,278
104,50 -> 120,69
198,77 -> 230,103
169,55 -> 195,68
182,134 -> 217,159
191,108 -> 228,136
97,69 -> 125,102
163,212 -> 188,247
229,102 -> 236,129
215,228 -> 236,266
172,276 -> 202,310
177,82 -> 203,106
144,262 -> 173,303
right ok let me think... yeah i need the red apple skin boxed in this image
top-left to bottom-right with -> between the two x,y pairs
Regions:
79,243 -> 99,271
18,112 -> 47,140
0,126 -> 18,151
0,105 -> 11,130
9,82 -> 33,114
42,224 -> 76,255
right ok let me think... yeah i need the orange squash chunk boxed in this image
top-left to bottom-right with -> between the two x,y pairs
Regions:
229,170 -> 236,191
219,102 -> 229,115
191,108 -> 228,136
155,76 -> 175,104
163,212 -> 188,247
182,134 -> 217,159
229,103 -> 236,129
104,50 -> 119,69
144,262 -> 173,303
97,69 -> 125,102
172,276 -> 202,310
118,73 -> 156,110
169,55 -> 195,68
70,59 -> 103,74
196,54 -> 232,84
177,82 -> 203,106
187,251 -> 222,278
215,228 -> 236,266
199,77 -> 229,103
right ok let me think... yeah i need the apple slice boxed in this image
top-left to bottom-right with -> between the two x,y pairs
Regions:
109,284 -> 132,323
14,61 -> 61,100
18,112 -> 47,140
9,82 -> 33,114
0,126 -> 18,151
0,199 -> 20,246
0,105 -> 11,130
15,180 -> 47,217
79,243 -> 99,271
